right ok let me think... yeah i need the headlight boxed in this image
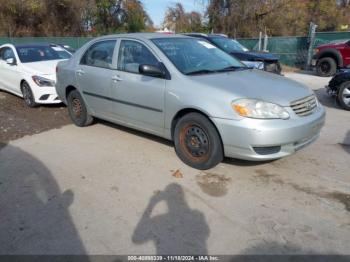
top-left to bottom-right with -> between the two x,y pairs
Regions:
242,61 -> 265,70
32,76 -> 55,87
232,99 -> 290,120
313,48 -> 320,55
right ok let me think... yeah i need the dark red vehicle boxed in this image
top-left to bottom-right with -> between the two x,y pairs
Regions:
312,39 -> 350,77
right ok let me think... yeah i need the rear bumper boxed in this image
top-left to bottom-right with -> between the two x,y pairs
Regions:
211,105 -> 326,161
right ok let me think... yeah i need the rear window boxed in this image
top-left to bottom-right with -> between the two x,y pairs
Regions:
16,46 -> 71,63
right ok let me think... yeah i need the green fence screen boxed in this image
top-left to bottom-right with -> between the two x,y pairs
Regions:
0,31 -> 349,67
238,31 -> 350,67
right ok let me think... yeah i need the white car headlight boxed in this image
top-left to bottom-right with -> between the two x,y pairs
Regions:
32,75 -> 55,87
242,61 -> 265,70
232,99 -> 290,120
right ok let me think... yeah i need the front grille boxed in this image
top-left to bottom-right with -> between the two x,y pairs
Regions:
290,95 -> 318,117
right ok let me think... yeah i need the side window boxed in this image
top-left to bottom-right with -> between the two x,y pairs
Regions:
117,40 -> 159,74
1,48 -> 15,60
80,40 -> 116,69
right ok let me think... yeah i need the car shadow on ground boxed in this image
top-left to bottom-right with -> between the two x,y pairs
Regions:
97,119 -> 174,148
132,183 -> 210,255
97,119 -> 273,167
0,143 -> 87,255
314,88 -> 342,109
341,131 -> 350,154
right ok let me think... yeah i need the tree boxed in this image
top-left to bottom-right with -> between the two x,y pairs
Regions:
0,0 -> 153,36
206,0 -> 350,38
163,2 -> 204,33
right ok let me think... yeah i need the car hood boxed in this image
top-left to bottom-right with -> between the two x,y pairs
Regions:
189,69 -> 313,106
21,60 -> 64,77
317,39 -> 349,48
231,51 -> 279,62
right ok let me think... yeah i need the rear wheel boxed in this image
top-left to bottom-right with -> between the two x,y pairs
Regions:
174,113 -> 223,170
21,81 -> 37,108
67,90 -> 94,127
337,81 -> 350,111
316,57 -> 337,77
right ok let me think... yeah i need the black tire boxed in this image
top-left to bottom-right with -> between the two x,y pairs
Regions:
67,89 -> 94,127
21,81 -> 38,108
337,81 -> 350,111
174,113 -> 223,170
316,57 -> 337,77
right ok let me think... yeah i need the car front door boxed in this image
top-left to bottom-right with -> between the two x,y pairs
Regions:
0,47 -> 21,94
111,39 -> 166,135
75,39 -> 117,118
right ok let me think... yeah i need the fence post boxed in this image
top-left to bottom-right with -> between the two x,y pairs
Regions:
306,22 -> 317,70
258,31 -> 262,51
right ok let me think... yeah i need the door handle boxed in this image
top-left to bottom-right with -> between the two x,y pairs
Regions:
76,69 -> 85,75
112,75 -> 122,82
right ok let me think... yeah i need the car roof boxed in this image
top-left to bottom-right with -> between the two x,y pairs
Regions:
96,33 -> 191,41
14,43 -> 56,48
183,33 -> 228,38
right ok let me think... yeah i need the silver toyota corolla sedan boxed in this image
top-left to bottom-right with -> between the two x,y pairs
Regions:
56,33 -> 326,170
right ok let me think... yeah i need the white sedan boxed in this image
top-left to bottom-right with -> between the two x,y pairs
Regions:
0,43 -> 72,107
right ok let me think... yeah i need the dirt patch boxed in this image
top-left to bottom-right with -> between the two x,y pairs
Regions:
253,169 -> 350,212
0,91 -> 70,143
326,192 -> 350,212
196,173 -> 232,197
254,169 -> 278,184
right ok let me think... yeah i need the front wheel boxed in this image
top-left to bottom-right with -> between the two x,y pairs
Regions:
67,90 -> 94,127
316,57 -> 337,77
21,81 -> 37,108
337,81 -> 350,111
174,113 -> 223,170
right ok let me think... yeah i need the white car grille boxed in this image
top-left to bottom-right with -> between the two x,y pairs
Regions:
290,95 -> 318,117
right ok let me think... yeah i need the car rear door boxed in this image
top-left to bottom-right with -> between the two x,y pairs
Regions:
110,39 -> 166,135
75,39 -> 118,118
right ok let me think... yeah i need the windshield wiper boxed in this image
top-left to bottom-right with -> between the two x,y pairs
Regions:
216,66 -> 248,72
185,69 -> 216,75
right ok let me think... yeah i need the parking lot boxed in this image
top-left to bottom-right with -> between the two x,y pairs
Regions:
0,72 -> 349,255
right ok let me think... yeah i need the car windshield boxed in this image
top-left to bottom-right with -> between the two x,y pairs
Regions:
152,37 -> 246,75
16,46 -> 72,63
210,37 -> 249,53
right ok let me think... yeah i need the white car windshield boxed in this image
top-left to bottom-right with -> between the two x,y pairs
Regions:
152,38 -> 246,75
16,46 -> 72,63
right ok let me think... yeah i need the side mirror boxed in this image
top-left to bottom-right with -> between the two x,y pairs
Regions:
139,64 -> 165,78
6,58 -> 16,66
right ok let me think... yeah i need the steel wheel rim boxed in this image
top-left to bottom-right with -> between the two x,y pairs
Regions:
342,86 -> 350,106
179,124 -> 210,162
320,62 -> 330,73
72,98 -> 83,118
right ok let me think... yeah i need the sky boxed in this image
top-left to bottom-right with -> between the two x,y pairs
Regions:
142,0 -> 207,28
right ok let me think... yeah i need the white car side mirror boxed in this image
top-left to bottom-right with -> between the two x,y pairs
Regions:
6,58 -> 16,65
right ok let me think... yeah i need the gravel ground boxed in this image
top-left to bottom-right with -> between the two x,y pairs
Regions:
0,91 -> 70,146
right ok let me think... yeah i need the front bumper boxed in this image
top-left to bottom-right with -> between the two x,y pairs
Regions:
212,105 -> 326,161
28,79 -> 62,104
